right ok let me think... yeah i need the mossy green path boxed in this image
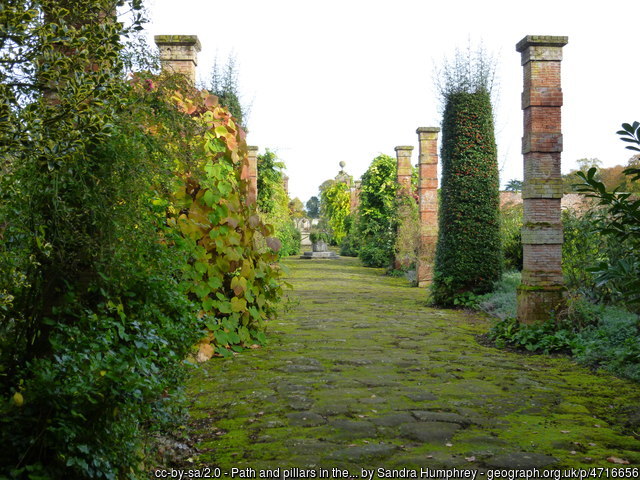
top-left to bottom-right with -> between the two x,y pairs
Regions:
186,257 -> 640,476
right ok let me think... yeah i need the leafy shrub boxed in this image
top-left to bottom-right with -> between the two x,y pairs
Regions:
432,88 -> 502,305
501,202 -> 523,270
571,122 -> 640,310
484,276 -> 640,382
256,149 -> 300,258
488,316 -> 578,354
339,214 -> 359,257
573,307 -> 640,382
278,221 -> 302,256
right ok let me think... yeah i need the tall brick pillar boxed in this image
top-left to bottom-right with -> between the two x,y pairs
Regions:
395,146 -> 414,196
416,128 -> 440,287
516,35 -> 568,324
394,146 -> 414,269
247,146 -> 259,206
154,35 -> 201,84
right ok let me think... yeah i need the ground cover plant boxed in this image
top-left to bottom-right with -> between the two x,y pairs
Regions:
482,122 -> 640,383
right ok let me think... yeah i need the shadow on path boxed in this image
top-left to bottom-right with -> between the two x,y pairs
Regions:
184,257 -> 640,475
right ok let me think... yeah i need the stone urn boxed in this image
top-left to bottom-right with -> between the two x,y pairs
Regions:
312,240 -> 328,252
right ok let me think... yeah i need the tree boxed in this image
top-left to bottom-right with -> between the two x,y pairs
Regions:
432,44 -> 502,306
306,196 -> 320,218
209,54 -> 246,127
289,197 -> 305,218
505,179 -> 523,192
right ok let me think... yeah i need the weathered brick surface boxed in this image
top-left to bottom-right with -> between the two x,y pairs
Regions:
154,35 -> 201,85
516,35 -> 567,324
395,146 -> 414,196
247,146 -> 259,206
416,127 -> 440,287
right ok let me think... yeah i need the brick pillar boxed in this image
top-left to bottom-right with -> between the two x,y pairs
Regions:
416,127 -> 440,287
515,35 -> 568,324
283,175 -> 289,196
394,146 -> 414,269
247,146 -> 259,206
395,146 -> 414,196
154,35 -> 201,84
351,181 -> 361,211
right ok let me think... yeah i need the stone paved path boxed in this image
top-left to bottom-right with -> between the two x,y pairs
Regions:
184,257 -> 640,476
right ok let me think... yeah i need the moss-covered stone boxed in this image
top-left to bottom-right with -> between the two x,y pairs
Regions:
176,257 -> 640,473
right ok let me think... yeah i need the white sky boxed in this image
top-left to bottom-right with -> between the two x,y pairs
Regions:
145,0 -> 640,203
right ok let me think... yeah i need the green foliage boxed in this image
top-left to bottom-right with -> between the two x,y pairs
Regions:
255,150 -> 299,257
501,202 -> 523,270
504,179 -> 523,192
356,154 -> 398,268
0,2 -> 202,477
306,196 -> 320,219
394,195 -> 420,271
573,307 -> 640,382
338,215 -> 359,257
488,316 -> 578,354
432,88 -> 502,306
169,91 -> 285,354
562,208 -> 610,301
478,271 -> 521,320
572,121 -> 640,309
484,274 -> 640,382
309,231 -> 330,244
319,180 -> 351,245
0,4 -> 285,477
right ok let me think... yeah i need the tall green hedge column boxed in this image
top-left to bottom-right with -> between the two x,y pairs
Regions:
515,35 -> 568,324
432,90 -> 502,305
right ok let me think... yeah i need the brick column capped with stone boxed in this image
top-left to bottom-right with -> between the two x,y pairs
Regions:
416,128 -> 440,287
247,146 -> 259,206
154,35 -> 201,84
395,146 -> 414,196
515,35 -> 568,324
394,146 -> 414,270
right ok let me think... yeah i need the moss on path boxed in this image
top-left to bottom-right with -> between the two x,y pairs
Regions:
184,257 -> 640,475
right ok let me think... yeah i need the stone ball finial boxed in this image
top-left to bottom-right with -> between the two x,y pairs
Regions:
339,161 -> 346,169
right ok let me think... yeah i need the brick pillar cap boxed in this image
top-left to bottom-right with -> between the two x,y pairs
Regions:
154,35 -> 202,52
247,145 -> 259,152
394,146 -> 414,152
416,127 -> 440,134
516,35 -> 568,52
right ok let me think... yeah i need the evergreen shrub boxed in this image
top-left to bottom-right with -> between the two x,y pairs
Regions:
432,89 -> 502,305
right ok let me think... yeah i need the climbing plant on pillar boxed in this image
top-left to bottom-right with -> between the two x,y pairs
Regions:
167,90 -> 286,358
432,46 -> 502,306
356,154 -> 399,267
320,180 -> 351,244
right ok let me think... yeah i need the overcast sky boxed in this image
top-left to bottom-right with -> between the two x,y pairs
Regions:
145,0 -> 640,203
